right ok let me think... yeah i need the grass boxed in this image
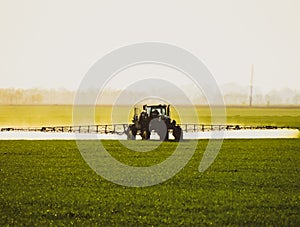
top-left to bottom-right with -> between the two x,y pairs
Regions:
0,105 -> 299,128
0,105 -> 299,225
0,139 -> 299,226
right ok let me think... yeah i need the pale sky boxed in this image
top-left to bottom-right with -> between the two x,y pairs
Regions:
0,0 -> 300,93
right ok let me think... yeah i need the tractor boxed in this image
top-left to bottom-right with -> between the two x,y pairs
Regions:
126,104 -> 183,141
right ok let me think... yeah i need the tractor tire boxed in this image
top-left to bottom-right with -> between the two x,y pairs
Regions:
150,119 -> 168,141
127,130 -> 135,140
127,126 -> 137,140
158,130 -> 169,141
173,126 -> 183,142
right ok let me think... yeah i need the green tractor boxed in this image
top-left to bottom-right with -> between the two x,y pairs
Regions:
126,104 -> 183,141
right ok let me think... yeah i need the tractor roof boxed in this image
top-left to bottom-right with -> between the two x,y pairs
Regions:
143,104 -> 168,108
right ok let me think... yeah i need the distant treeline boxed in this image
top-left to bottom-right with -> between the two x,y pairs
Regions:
0,87 -> 300,105
0,88 -> 74,105
0,88 -> 120,105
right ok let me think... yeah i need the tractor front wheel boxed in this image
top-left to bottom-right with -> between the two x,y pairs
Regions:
157,129 -> 169,141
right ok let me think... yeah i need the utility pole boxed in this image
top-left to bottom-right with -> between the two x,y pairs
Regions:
249,64 -> 254,107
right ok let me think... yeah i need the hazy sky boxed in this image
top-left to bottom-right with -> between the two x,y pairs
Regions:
1,0 -> 299,93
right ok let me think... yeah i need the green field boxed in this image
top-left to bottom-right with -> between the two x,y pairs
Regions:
0,105 -> 299,128
0,139 -> 299,226
0,105 -> 299,225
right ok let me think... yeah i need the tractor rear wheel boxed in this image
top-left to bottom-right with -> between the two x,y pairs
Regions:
127,126 -> 137,140
173,126 -> 183,142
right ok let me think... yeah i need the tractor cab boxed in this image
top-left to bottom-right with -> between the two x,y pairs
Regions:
143,104 -> 170,118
